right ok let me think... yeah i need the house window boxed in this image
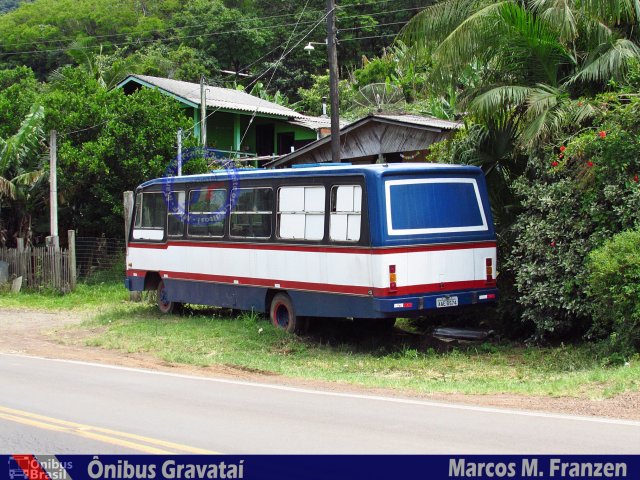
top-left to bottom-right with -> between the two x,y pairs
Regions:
330,185 -> 362,242
230,188 -> 273,238
278,186 -> 325,240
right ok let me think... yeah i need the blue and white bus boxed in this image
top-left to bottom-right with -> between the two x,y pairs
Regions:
125,163 -> 498,332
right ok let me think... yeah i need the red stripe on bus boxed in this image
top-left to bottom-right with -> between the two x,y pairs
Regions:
127,269 -> 490,297
372,280 -> 492,297
127,240 -> 496,254
148,271 -> 371,295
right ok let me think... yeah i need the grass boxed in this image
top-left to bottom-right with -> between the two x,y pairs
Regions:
81,302 -> 640,399
3,282 -> 638,398
0,282 -> 130,310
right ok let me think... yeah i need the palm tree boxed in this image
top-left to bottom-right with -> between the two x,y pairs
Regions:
401,0 -> 640,149
0,104 -> 46,244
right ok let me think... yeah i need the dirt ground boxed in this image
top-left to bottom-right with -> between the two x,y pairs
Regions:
1,308 -> 638,420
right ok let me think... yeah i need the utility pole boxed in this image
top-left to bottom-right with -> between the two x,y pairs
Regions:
326,0 -> 340,163
49,130 -> 59,250
177,128 -> 183,176
200,75 -> 207,148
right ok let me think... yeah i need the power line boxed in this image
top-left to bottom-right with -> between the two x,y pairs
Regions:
0,17 -> 326,56
0,7 -> 421,55
0,9 -> 326,49
238,0 -> 319,149
339,21 -> 407,32
227,11 -> 417,75
337,0 -> 426,8
339,33 -> 398,42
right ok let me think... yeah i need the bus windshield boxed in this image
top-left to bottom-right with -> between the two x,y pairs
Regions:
385,178 -> 488,235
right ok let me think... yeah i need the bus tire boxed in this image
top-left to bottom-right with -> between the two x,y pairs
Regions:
269,293 -> 302,334
157,280 -> 180,314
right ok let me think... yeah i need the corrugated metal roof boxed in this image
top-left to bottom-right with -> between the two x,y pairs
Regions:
374,113 -> 463,130
287,115 -> 348,130
130,75 -> 303,118
266,113 -> 460,168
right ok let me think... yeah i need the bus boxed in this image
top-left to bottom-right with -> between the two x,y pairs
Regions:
125,163 -> 498,333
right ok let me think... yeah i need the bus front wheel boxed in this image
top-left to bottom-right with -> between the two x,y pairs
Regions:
156,280 -> 179,314
270,293 -> 304,334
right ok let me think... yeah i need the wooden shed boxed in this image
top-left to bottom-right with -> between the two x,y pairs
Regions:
266,113 -> 462,168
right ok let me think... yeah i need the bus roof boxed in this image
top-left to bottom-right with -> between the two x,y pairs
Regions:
138,163 -> 484,190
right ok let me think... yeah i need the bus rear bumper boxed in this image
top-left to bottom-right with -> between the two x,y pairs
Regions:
374,288 -> 499,316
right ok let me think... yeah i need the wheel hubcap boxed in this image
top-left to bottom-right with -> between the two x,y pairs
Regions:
274,303 -> 290,328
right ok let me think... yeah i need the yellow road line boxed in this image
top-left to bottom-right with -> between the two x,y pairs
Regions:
0,406 -> 220,454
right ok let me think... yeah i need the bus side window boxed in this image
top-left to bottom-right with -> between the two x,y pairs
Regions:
167,191 -> 186,237
230,188 -> 273,238
278,186 -> 325,240
330,185 -> 362,242
132,192 -> 166,241
134,193 -> 143,229
187,189 -> 226,238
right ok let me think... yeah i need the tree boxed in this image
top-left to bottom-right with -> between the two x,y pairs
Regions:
0,66 -> 41,138
0,104 -> 46,244
401,0 -> 640,149
172,0 -> 270,76
0,0 -> 182,77
42,67 -> 197,237
0,0 -> 22,13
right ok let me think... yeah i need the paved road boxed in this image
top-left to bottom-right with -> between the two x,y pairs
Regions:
0,353 -> 639,454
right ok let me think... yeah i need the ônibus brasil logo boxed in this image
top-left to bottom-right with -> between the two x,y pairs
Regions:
161,147 -> 240,226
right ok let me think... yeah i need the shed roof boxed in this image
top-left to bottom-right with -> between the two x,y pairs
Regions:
266,113 -> 463,167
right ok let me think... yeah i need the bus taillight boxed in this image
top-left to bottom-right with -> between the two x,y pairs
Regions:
389,265 -> 397,291
485,258 -> 493,282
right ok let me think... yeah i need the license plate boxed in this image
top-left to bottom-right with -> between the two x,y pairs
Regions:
436,296 -> 458,308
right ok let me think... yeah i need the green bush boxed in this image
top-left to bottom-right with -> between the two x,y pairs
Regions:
505,95 -> 640,340
587,229 -> 640,355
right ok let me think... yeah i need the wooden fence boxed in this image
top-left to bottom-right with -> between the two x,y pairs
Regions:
0,231 -> 77,292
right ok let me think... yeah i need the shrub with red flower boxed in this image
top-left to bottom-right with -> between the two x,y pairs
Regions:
551,160 -> 559,167
598,130 -> 606,138
587,161 -> 594,168
634,174 -> 639,183
559,145 -> 566,152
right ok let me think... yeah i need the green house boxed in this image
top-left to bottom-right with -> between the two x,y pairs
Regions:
117,74 -> 330,164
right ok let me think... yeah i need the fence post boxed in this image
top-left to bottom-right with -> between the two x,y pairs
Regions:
16,237 -> 25,282
68,229 -> 77,290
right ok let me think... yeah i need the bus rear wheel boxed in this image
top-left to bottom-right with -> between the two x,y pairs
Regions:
270,293 -> 304,334
156,280 -> 180,314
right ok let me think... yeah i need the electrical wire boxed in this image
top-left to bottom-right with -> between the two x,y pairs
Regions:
0,7 -> 420,55
338,21 -> 407,32
340,33 -> 398,42
0,9 -> 326,49
238,0 -> 318,150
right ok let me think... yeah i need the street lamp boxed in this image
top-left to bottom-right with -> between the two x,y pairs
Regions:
303,40 -> 327,54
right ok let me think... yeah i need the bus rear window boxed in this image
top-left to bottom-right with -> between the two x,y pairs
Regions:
385,178 -> 487,235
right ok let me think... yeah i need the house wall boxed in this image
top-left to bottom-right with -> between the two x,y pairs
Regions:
186,107 -> 316,156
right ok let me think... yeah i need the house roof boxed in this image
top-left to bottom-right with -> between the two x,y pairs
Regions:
118,74 -> 304,119
266,113 -> 462,167
286,115 -> 347,130
373,113 -> 463,130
